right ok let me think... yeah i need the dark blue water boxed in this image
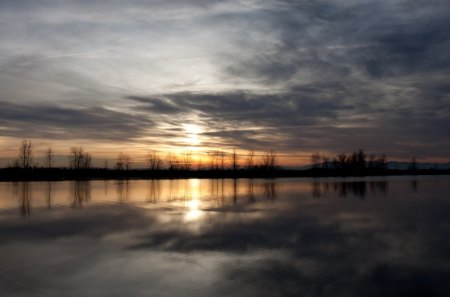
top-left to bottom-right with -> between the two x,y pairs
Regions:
0,176 -> 449,296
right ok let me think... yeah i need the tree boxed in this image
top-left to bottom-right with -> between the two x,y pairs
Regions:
262,150 -> 278,170
69,147 -> 92,169
166,153 -> 180,170
231,149 -> 239,171
410,156 -> 418,171
208,150 -> 220,170
375,153 -> 387,169
44,148 -> 54,168
337,153 -> 347,169
246,150 -> 255,170
368,153 -> 377,169
181,150 -> 193,170
115,152 -> 132,170
18,140 -> 33,168
311,152 -> 321,169
147,151 -> 162,170
320,154 -> 330,169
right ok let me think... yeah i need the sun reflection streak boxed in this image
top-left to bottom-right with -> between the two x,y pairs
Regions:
184,179 -> 203,221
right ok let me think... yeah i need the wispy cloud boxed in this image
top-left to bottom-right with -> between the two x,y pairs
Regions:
0,0 -> 449,160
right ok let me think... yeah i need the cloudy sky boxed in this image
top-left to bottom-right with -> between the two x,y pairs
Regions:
0,0 -> 449,165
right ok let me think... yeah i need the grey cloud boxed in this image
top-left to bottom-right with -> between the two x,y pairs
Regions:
0,101 -> 153,141
127,88 -> 450,157
0,0 -> 449,160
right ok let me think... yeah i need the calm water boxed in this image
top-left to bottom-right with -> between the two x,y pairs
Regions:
0,176 -> 449,297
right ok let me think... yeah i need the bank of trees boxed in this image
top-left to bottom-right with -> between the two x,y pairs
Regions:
310,149 -> 388,173
5,140 -> 280,171
5,140 -> 431,176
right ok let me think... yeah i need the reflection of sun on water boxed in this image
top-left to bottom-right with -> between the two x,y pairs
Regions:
184,179 -> 203,221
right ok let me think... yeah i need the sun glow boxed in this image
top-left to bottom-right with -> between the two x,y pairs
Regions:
184,179 -> 203,221
183,124 -> 203,146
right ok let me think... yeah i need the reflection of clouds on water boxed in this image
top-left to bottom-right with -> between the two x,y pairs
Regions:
0,178 -> 449,296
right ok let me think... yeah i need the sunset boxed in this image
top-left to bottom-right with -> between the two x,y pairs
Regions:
1,1 -> 449,296
1,0 -> 449,167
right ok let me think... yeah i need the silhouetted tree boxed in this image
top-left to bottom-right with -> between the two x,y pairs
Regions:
219,151 -> 226,170
337,153 -> 347,169
320,154 -> 330,169
231,149 -> 239,171
44,147 -> 54,168
375,153 -> 387,169
368,153 -> 376,169
311,152 -> 321,169
262,150 -> 278,170
147,151 -> 162,170
17,140 -> 33,168
69,147 -> 92,169
208,150 -> 220,170
115,152 -> 132,170
247,150 -> 255,170
410,156 -> 418,171
167,153 -> 180,170
181,150 -> 193,170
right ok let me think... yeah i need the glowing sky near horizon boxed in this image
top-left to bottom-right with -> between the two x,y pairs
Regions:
0,0 -> 449,165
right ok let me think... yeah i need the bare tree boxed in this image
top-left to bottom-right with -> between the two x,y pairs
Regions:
181,150 -> 193,170
69,147 -> 92,169
208,150 -> 220,170
44,147 -> 54,168
320,154 -> 330,169
410,156 -> 418,171
231,149 -> 239,171
246,150 -> 255,170
311,152 -> 321,169
218,151 -> 226,170
337,153 -> 347,169
115,152 -> 132,170
147,151 -> 162,170
262,150 -> 278,170
18,140 -> 33,168
368,153 -> 376,169
376,153 -> 387,169
167,153 -> 180,170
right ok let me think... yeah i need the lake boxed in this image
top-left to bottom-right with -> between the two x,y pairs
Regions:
0,176 -> 449,297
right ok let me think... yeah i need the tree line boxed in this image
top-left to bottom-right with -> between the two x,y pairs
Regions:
6,140 -> 434,176
7,140 -> 280,171
310,149 -> 388,172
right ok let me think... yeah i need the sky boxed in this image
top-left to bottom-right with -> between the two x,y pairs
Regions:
0,0 -> 449,166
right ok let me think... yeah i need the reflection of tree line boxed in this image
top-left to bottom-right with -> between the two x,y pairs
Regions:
116,180 -> 129,203
71,181 -> 91,208
12,179 -> 278,215
13,182 -> 31,217
164,179 -> 276,206
12,179 -> 426,215
312,180 -> 389,199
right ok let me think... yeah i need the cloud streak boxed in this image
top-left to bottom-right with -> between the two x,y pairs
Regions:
0,0 -> 449,161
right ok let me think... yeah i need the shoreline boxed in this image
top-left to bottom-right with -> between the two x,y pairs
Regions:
0,168 -> 449,182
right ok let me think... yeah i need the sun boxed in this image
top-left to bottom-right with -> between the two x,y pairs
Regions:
183,124 -> 202,146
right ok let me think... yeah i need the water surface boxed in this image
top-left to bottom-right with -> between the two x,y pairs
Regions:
1,176 -> 449,296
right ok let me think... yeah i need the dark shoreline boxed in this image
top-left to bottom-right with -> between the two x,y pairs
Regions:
0,167 -> 449,181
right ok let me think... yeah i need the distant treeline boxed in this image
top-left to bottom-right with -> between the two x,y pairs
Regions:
0,140 -> 448,181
